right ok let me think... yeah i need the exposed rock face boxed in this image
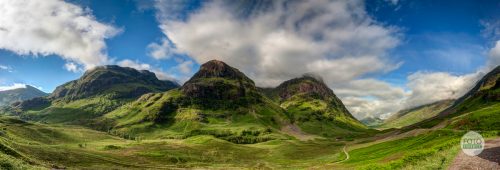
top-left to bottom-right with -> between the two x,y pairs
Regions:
50,65 -> 179,100
182,60 -> 257,101
275,75 -> 334,101
275,75 -> 355,119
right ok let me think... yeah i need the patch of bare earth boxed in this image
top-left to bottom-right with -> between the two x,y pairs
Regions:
449,137 -> 500,170
280,124 -> 317,141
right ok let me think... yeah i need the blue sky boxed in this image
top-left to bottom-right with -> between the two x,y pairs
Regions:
0,0 -> 499,118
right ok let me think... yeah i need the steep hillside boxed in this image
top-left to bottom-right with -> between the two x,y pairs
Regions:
271,75 -> 368,137
380,99 -> 454,129
409,66 -> 500,130
10,65 -> 179,124
0,85 -> 48,106
101,60 -> 290,143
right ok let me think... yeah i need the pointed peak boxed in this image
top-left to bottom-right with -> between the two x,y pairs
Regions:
185,60 -> 254,84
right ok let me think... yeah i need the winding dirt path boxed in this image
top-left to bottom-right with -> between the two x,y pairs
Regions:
449,137 -> 500,170
335,146 -> 349,164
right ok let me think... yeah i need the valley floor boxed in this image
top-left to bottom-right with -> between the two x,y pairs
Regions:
0,116 -> 498,169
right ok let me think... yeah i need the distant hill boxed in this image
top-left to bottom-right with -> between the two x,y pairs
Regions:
10,65 -> 179,124
380,99 -> 454,129
360,117 -> 384,127
0,85 -> 48,106
407,66 -> 500,131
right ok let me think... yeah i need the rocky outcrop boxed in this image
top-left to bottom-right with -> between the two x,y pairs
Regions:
181,60 -> 257,101
275,75 -> 334,101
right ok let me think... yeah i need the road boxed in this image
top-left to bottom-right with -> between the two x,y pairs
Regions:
449,137 -> 500,170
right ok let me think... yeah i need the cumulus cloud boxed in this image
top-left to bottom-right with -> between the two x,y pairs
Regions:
147,39 -> 173,60
175,60 -> 194,74
153,0 -> 400,85
403,71 -> 481,108
0,0 -> 120,70
0,83 -> 26,91
488,40 -> 500,68
64,62 -> 81,73
336,79 -> 407,118
152,0 -> 402,118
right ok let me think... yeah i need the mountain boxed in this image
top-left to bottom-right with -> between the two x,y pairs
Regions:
380,99 -> 454,129
50,65 -> 178,101
181,60 -> 261,107
100,60 -> 290,143
270,75 -> 368,137
0,85 -> 48,106
11,65 -> 179,124
408,66 -> 500,131
360,117 -> 384,127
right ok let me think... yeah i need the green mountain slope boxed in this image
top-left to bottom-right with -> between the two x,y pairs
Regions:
0,85 -> 48,106
100,60 -> 291,143
9,65 -> 179,124
380,99 -> 454,129
409,66 -> 500,130
270,75 -> 368,137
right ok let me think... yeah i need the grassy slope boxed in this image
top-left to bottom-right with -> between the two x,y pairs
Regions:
20,94 -> 133,125
282,94 -> 370,138
0,116 -> 351,169
380,100 -> 453,129
101,89 -> 292,143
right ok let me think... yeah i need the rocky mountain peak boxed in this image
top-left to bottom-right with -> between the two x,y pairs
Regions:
181,60 -> 258,103
184,60 -> 254,85
50,65 -> 179,100
276,74 -> 334,101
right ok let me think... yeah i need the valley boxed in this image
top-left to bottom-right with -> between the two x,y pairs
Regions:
0,60 -> 498,169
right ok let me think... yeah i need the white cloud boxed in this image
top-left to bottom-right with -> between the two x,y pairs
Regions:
0,0 -> 120,69
117,59 -> 176,81
336,79 -> 407,119
151,0 -> 404,118
64,62 -> 81,73
488,40 -> 500,68
0,83 -> 26,91
175,60 -> 193,74
403,71 -> 482,108
147,39 -> 173,60
0,65 -> 13,72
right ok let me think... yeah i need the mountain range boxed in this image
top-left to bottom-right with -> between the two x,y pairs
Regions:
0,60 -> 498,169
6,60 -> 369,143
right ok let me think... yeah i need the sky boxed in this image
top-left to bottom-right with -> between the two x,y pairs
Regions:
0,0 -> 499,119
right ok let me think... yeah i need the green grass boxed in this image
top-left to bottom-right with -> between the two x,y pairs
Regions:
447,103 -> 500,130
0,116 -> 350,169
322,130 -> 465,169
380,100 -> 453,129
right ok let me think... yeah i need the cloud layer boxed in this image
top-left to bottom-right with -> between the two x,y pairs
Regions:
0,0 -> 120,71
